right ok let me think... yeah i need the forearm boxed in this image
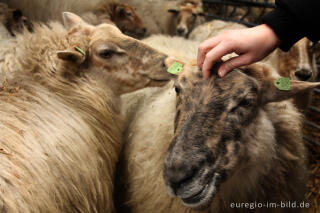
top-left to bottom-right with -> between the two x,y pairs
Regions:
262,0 -> 320,51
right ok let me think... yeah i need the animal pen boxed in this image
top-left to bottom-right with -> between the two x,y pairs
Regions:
0,0 -> 319,212
203,0 -> 319,212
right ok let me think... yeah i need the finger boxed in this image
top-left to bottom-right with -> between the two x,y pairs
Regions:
217,54 -> 252,77
202,42 -> 233,79
197,37 -> 221,68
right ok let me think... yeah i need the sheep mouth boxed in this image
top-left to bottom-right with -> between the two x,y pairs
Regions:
147,77 -> 170,82
181,173 -> 221,209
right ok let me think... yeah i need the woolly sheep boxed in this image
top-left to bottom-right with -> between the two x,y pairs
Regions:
167,0 -> 206,37
118,0 -> 178,35
117,60 -> 319,213
0,12 -> 171,212
7,0 -> 145,38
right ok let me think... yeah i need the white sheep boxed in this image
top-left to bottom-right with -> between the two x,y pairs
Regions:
0,12 -> 171,212
7,0 -> 103,22
117,60 -> 319,213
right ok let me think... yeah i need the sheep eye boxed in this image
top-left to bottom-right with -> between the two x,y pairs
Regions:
99,49 -> 114,59
125,11 -> 132,16
238,99 -> 252,107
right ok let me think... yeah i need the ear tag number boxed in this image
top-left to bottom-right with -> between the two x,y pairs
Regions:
167,62 -> 183,75
274,77 -> 291,91
74,46 -> 86,57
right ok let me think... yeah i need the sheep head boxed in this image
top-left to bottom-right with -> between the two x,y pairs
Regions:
111,3 -> 146,38
57,12 -> 171,95
163,62 -> 320,209
168,1 -> 205,38
278,38 -> 318,82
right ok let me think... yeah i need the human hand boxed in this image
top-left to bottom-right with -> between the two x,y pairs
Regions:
197,24 -> 281,78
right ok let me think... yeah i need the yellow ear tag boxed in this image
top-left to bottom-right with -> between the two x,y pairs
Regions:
274,77 -> 291,91
74,46 -> 86,57
167,62 -> 183,75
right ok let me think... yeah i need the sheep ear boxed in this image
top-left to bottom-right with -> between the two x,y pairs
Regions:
62,12 -> 84,29
164,57 -> 185,68
57,50 -> 85,64
115,4 -> 126,17
241,64 -> 320,104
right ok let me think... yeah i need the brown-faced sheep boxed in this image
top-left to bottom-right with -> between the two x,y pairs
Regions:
7,0 -> 145,38
0,12 -> 171,213
119,0 -> 205,36
266,38 -> 318,110
119,0 -> 178,35
167,0 -> 206,37
81,1 -> 146,38
117,61 -> 319,213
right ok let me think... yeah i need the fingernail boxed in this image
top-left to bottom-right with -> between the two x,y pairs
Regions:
218,70 -> 224,77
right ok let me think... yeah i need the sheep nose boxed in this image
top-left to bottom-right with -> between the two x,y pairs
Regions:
295,68 -> 312,81
177,28 -> 185,36
164,162 -> 199,197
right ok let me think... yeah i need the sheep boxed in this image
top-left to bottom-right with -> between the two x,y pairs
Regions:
0,2 -> 33,38
119,0 -> 205,37
189,19 -> 246,42
118,0 -> 178,35
0,12 -> 172,213
266,38 -> 318,110
142,34 -> 200,62
7,0 -> 146,38
167,0 -> 206,37
80,1 -> 146,38
117,60 -> 319,213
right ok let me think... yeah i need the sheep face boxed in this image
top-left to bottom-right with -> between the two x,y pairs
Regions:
278,38 -> 318,82
112,3 -> 146,39
168,2 -> 205,38
58,12 -> 171,94
163,63 -> 320,209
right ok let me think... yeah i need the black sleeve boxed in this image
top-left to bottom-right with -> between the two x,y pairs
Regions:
262,0 -> 320,51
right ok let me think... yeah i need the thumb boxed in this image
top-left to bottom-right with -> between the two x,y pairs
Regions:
218,54 -> 252,77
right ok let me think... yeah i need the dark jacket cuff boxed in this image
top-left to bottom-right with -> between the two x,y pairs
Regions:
262,8 -> 304,51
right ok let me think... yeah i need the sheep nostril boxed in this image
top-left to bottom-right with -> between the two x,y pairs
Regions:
177,28 -> 185,35
295,69 -> 312,81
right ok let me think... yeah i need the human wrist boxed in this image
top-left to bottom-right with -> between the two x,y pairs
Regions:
257,24 -> 281,50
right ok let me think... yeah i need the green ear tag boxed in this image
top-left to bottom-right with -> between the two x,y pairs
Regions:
198,7 -> 203,13
74,46 -> 86,57
274,77 -> 291,91
167,62 -> 183,75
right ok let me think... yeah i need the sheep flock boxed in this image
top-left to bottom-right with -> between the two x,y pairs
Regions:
0,0 -> 319,212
